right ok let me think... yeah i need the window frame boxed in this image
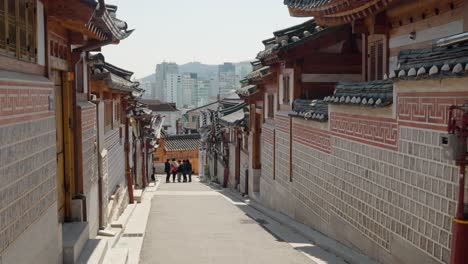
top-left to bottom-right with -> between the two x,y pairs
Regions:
0,0 -> 36,62
367,34 -> 387,81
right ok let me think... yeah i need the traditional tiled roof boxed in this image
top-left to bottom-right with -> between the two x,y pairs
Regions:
387,34 -> 468,81
165,134 -> 201,152
219,109 -> 245,127
245,66 -> 270,80
324,81 -> 393,107
290,99 -> 328,121
83,1 -> 134,41
90,53 -> 141,93
147,103 -> 178,112
284,0 -> 396,26
236,84 -> 257,97
257,20 -> 322,62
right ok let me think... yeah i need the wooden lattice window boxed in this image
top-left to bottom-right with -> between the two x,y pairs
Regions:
283,75 -> 290,104
268,94 -> 274,118
368,35 -> 386,81
1,0 -> 35,61
104,100 -> 113,133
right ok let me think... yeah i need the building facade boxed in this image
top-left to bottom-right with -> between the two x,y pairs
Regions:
155,62 -> 179,101
232,1 -> 468,264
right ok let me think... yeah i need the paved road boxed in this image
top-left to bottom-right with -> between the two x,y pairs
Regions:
139,177 -> 318,264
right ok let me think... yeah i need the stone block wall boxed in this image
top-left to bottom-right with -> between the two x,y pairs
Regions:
79,101 -> 98,194
104,127 -> 125,197
78,101 -> 99,237
239,150 -> 249,194
0,75 -> 59,263
228,143 -> 237,189
258,78 -> 468,264
275,113 -> 291,187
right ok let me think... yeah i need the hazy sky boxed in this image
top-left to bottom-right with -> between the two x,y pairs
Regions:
101,0 -> 307,79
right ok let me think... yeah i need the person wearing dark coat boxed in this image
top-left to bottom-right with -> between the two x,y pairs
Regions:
182,160 -> 188,182
164,159 -> 171,183
177,160 -> 183,182
186,160 -> 193,182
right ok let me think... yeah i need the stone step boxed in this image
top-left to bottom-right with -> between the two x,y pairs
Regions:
62,222 -> 89,264
103,248 -> 129,264
133,189 -> 143,203
76,239 -> 109,264
110,202 -> 137,229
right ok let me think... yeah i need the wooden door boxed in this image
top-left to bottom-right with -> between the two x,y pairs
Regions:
54,70 -> 66,222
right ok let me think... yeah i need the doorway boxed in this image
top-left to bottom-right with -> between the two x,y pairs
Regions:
53,70 -> 66,222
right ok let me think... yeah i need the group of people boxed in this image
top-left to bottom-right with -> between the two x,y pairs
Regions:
164,159 -> 193,183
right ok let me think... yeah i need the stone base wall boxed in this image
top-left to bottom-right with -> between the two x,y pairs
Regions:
228,143 -> 237,189
0,74 -> 59,262
78,101 -> 99,237
258,79 -> 468,264
239,150 -> 249,194
104,127 -> 125,197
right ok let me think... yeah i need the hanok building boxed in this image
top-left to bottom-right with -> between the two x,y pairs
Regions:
0,0 -> 135,263
89,53 -> 143,229
198,93 -> 247,188
238,19 -> 362,201
275,1 -> 468,264
154,133 -> 201,174
146,101 -> 181,135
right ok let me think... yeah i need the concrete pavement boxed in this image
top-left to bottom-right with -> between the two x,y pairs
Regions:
139,176 -> 347,264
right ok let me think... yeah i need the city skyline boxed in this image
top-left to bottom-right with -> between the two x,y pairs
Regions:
102,0 -> 307,78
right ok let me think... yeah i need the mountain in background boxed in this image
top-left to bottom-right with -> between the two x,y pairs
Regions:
139,61 -> 252,81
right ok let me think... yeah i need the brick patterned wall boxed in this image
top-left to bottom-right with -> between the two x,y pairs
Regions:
261,124 -> 274,183
291,127 -> 455,263
275,114 -> 291,187
79,102 -> 98,194
330,112 -> 398,150
397,91 -> 468,131
259,83 -> 465,264
0,79 -> 57,255
292,122 -> 331,153
239,150 -> 248,194
104,127 -> 125,197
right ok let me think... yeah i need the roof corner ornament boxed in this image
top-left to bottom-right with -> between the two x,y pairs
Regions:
389,71 -> 396,79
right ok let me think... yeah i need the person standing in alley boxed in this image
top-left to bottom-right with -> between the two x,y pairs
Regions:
164,159 -> 171,183
177,160 -> 183,182
171,158 -> 178,183
186,160 -> 193,182
182,160 -> 188,182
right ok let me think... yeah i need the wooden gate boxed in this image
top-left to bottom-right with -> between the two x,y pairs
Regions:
54,70 -> 66,222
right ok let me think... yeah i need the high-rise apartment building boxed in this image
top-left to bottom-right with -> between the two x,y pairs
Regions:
218,62 -> 239,96
180,73 -> 198,108
155,62 -> 179,100
165,74 -> 181,105
197,80 -> 211,107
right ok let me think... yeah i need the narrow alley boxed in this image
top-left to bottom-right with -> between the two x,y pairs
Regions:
138,177 -> 347,264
